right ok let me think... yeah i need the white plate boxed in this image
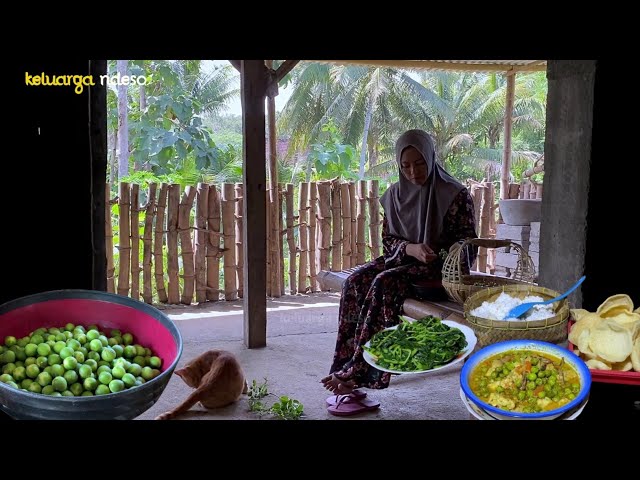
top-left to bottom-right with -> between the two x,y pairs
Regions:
459,388 -> 589,420
362,319 -> 477,375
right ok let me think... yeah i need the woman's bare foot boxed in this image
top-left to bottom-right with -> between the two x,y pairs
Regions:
321,373 -> 356,395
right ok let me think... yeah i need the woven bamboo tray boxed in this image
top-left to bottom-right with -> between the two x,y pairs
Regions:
464,284 -> 570,348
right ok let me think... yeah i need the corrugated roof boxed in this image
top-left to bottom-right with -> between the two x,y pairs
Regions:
310,60 -> 547,72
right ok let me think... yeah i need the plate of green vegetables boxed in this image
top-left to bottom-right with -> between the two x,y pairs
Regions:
363,315 -> 477,375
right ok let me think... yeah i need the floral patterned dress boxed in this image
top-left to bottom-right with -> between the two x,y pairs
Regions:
329,188 -> 477,389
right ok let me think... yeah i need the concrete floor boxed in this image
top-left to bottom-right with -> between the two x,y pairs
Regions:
138,292 -> 472,421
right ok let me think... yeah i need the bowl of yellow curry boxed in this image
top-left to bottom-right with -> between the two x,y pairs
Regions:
460,340 -> 591,419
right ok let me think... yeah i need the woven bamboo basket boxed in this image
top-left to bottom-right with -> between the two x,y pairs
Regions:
463,284 -> 570,348
442,238 -> 536,305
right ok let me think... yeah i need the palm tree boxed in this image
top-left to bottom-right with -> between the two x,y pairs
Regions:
278,63 -> 439,179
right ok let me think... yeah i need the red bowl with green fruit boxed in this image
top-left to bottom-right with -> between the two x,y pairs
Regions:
0,290 -> 183,420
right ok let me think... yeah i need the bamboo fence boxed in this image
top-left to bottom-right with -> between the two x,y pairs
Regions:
106,179 -> 506,305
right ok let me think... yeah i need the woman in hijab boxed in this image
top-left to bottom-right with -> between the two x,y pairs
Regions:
321,129 -> 477,412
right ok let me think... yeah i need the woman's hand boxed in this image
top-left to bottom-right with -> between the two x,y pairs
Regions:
406,243 -> 438,264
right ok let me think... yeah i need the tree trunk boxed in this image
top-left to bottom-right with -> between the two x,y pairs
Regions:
135,84 -> 147,172
117,60 -> 129,179
359,98 -> 374,179
109,130 -> 117,184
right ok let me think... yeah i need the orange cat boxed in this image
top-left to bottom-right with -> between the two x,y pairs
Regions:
155,350 -> 248,420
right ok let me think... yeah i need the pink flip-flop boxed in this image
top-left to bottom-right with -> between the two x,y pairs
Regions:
325,389 -> 367,406
327,396 -> 380,417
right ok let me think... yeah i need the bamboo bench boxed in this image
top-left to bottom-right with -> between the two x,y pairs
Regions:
317,268 -> 466,323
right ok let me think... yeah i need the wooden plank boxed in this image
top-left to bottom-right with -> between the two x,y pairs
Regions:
500,73 -> 516,200
130,184 -> 141,300
206,184 -> 221,302
235,183 -> 244,299
142,183 -> 157,304
222,183 -> 238,301
194,183 -> 209,303
241,60 -> 268,348
154,183 -> 169,303
166,184 -> 181,304
298,182 -> 309,293
105,183 -> 115,293
275,60 -> 300,82
116,182 -> 131,297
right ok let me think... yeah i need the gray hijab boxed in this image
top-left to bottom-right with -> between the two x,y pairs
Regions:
380,129 -> 465,249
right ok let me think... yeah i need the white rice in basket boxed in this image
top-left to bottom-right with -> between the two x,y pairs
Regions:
469,292 -> 556,321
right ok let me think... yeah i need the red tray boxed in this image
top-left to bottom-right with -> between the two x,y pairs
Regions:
568,320 -> 640,386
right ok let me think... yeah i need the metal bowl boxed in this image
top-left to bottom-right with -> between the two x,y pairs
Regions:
0,290 -> 182,420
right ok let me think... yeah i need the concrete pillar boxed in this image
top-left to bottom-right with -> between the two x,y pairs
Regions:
541,60 -> 639,310
539,61 -> 596,307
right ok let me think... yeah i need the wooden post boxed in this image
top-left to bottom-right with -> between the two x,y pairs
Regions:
285,183 -> 296,294
349,182 -> 357,266
265,187 -> 271,297
340,182 -> 352,270
279,183 -> 285,296
367,180 -> 381,260
316,181 -> 332,282
235,183 -> 244,299
469,181 -> 483,232
105,183 -> 115,294
500,72 -> 516,200
488,182 -> 497,235
330,179 -> 342,272
194,183 -> 209,303
357,180 -> 367,265
308,182 -> 318,291
166,184 -> 181,304
522,180 -> 532,200
130,184 -> 141,301
154,183 -> 168,303
222,183 -> 238,301
478,184 -> 492,272
508,182 -> 520,199
206,184 -> 221,302
241,60 -> 267,348
179,186 -> 197,305
298,181 -> 309,293
142,183 -> 157,304
116,182 -> 131,297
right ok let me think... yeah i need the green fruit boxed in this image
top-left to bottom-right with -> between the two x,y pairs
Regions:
59,347 -> 74,359
35,356 -> 48,368
83,377 -> 98,391
78,364 -> 93,379
101,347 -> 116,362
108,379 -> 125,393
28,382 -> 42,393
121,373 -> 136,387
65,323 -> 75,332
124,346 -> 137,358
4,336 -> 17,347
141,367 -> 154,380
86,330 -> 100,341
81,391 -> 94,396
50,364 -> 65,377
0,374 -> 13,383
149,356 -> 162,369
111,366 -> 126,379
47,354 -> 61,365
98,372 -> 112,385
36,372 -> 53,387
63,357 -> 78,371
63,370 -> 78,384
89,339 -> 103,352
26,364 -> 40,379
95,384 -> 110,395
24,343 -> 38,357
12,367 -> 26,382
37,343 -> 55,357
122,333 -> 134,345
41,385 -> 55,395
70,382 -> 84,396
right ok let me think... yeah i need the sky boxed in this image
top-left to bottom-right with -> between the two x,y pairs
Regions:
207,60 -> 294,116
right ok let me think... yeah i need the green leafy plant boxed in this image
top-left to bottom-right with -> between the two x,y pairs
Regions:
247,378 -> 304,420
